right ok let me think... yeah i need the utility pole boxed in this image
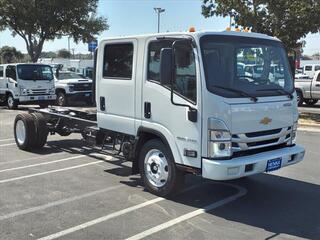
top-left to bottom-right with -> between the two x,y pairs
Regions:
154,7 -> 165,33
68,36 -> 71,58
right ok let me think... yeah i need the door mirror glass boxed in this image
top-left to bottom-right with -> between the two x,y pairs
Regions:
159,48 -> 173,86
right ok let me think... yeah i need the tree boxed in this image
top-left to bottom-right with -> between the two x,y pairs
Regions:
0,0 -> 108,62
201,0 -> 320,51
57,49 -> 71,59
0,46 -> 23,63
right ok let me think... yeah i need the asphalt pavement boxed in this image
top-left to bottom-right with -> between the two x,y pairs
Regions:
0,106 -> 319,240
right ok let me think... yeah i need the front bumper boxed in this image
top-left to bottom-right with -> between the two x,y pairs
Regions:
67,92 -> 92,100
202,145 -> 305,180
19,95 -> 56,102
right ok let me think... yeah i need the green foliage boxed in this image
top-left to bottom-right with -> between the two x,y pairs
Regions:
201,0 -> 320,51
57,49 -> 71,59
0,46 -> 23,63
0,0 -> 108,62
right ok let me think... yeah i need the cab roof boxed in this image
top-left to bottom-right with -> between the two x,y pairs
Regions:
100,30 -> 280,43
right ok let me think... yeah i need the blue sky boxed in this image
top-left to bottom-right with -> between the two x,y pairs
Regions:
0,0 -> 319,55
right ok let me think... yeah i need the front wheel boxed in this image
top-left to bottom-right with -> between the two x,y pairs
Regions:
304,99 -> 318,106
7,94 -> 18,109
56,91 -> 67,106
139,139 -> 184,197
296,91 -> 304,106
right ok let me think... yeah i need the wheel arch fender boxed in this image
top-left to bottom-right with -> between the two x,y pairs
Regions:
132,126 -> 183,174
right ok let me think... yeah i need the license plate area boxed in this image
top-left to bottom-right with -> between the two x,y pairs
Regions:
266,157 -> 282,172
38,96 -> 45,100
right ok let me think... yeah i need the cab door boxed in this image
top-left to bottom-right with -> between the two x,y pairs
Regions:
96,39 -> 137,135
141,39 -> 202,168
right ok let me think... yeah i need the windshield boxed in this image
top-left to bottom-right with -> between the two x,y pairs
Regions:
200,35 -> 294,98
57,72 -> 86,80
17,65 -> 53,81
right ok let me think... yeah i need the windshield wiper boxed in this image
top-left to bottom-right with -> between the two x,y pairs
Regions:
212,85 -> 258,102
257,88 -> 293,99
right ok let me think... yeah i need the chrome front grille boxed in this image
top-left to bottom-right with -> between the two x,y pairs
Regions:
232,127 -> 292,152
27,89 -> 49,95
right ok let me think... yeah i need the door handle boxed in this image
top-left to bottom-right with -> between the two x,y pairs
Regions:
316,84 -> 320,87
100,97 -> 105,111
144,102 -> 151,119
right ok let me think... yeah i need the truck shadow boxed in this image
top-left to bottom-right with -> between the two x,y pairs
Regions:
35,139 -> 319,239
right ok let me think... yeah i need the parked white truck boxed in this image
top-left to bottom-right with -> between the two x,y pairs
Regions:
13,30 -> 305,196
0,63 -> 56,109
54,71 -> 93,106
295,70 -> 320,106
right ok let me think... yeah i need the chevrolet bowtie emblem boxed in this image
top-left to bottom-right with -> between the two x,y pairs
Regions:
260,117 -> 272,125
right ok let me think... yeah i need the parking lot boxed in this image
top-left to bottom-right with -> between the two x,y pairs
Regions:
0,106 -> 319,240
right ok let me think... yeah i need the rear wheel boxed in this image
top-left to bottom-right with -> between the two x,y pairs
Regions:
296,91 -> 304,106
31,112 -> 48,148
304,99 -> 318,106
7,94 -> 18,109
14,113 -> 37,150
56,91 -> 67,106
139,139 -> 184,197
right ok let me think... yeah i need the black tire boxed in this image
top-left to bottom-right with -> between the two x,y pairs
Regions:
31,112 -> 48,148
56,91 -> 67,106
296,91 -> 304,106
14,113 -> 37,151
304,99 -> 318,106
139,139 -> 184,197
7,94 -> 18,109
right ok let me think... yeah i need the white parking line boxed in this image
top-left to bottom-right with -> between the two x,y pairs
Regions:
37,183 -> 245,240
0,138 -> 14,142
0,155 -> 85,173
126,184 -> 247,240
0,185 -> 123,221
0,143 -> 16,147
0,152 -> 67,166
0,160 -> 103,184
37,197 -> 165,240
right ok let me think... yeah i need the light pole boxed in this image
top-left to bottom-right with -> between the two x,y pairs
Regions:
154,7 -> 165,33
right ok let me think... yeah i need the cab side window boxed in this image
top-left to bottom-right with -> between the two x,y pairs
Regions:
103,43 -> 133,79
173,44 -> 197,103
6,65 -> 17,80
148,40 -> 173,82
317,73 -> 320,82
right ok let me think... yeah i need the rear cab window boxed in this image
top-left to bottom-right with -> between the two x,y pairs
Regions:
102,43 -> 134,79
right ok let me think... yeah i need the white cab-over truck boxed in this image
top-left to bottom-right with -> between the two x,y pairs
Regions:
295,70 -> 320,106
13,30 -> 305,196
0,63 -> 56,109
54,71 -> 93,106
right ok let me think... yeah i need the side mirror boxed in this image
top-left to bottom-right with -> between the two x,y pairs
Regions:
160,48 -> 173,86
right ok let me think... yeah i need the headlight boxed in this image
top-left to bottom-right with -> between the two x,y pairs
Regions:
68,85 -> 74,92
291,121 -> 298,144
20,88 -> 27,95
208,129 -> 232,158
288,121 -> 298,146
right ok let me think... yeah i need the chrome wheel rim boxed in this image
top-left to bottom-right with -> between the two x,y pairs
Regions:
58,95 -> 65,106
8,96 -> 14,108
16,120 -> 26,145
144,149 -> 169,188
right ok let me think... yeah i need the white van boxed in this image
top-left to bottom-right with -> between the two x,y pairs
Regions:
0,64 -> 56,109
303,64 -> 320,78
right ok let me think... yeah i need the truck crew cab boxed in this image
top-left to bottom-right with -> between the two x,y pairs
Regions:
13,30 -> 305,196
0,63 -> 56,109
